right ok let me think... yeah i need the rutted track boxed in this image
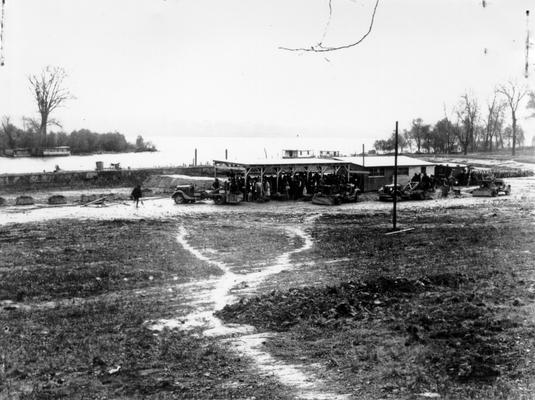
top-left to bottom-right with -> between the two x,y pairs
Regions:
149,219 -> 350,400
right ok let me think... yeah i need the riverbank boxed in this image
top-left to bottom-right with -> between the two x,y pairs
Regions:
0,166 -> 215,192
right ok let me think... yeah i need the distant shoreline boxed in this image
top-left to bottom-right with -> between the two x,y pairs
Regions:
0,149 -> 159,159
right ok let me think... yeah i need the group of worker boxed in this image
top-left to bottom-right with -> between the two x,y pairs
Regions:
211,172 -> 358,202
410,172 -> 437,191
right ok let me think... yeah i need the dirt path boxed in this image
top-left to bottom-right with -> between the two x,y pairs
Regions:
148,218 -> 350,400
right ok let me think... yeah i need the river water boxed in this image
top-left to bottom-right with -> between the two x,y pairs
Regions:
0,136 -> 367,174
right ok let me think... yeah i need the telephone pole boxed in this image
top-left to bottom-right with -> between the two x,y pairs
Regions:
392,121 -> 399,231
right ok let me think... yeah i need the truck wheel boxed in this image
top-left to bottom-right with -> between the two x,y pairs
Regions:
214,196 -> 224,205
491,190 -> 497,197
174,194 -> 185,204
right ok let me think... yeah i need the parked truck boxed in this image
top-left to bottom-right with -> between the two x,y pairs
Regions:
171,184 -> 243,205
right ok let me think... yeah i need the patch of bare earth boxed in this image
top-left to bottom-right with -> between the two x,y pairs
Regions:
218,199 -> 535,399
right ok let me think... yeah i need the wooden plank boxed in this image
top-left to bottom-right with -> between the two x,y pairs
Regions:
82,197 -> 107,207
385,227 -> 414,235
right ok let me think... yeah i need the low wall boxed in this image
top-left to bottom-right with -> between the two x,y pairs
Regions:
0,166 -> 216,191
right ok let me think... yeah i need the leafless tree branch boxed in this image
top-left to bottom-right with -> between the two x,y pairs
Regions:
279,0 -> 380,53
496,81 -> 528,155
319,0 -> 333,46
28,66 -> 73,147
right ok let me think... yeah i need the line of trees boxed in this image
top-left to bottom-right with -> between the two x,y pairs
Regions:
374,83 -> 534,155
1,65 -> 157,156
0,118 -> 156,155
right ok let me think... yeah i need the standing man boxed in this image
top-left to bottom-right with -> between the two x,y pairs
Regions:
131,184 -> 143,208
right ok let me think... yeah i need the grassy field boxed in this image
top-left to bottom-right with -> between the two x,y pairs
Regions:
0,218 -> 292,399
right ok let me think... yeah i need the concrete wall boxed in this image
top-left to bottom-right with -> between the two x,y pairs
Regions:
0,166 -> 215,191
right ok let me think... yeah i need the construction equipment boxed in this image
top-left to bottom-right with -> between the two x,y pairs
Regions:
171,185 -> 243,205
311,184 -> 359,206
207,188 -> 243,205
378,181 -> 432,201
471,179 -> 511,197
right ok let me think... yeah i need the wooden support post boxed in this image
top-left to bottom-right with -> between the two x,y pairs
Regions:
244,168 -> 250,201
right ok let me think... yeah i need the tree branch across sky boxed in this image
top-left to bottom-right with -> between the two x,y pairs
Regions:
279,0 -> 380,53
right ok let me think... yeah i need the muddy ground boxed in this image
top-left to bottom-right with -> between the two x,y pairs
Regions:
1,171 -> 535,399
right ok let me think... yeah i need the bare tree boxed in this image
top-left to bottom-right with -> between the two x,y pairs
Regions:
279,0 -> 380,53
497,81 -> 528,156
408,118 -> 430,153
484,92 -> 505,152
28,66 -> 72,148
456,93 -> 479,155
402,129 -> 413,152
1,116 -> 14,148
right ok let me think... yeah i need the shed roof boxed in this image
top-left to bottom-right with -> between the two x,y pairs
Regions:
213,157 -> 349,168
335,155 -> 435,168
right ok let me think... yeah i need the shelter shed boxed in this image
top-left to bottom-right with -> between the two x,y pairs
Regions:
213,157 -> 365,199
213,157 -> 356,182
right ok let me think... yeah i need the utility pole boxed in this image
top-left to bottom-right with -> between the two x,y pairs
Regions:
392,121 -> 399,231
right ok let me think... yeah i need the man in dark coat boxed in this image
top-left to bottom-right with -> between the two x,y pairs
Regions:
131,185 -> 142,208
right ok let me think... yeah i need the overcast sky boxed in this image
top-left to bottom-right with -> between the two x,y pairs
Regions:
0,0 -> 534,146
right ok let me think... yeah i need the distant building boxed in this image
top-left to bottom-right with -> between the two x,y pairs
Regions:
40,146 -> 71,157
282,149 -> 315,158
4,148 -> 32,157
319,150 -> 340,158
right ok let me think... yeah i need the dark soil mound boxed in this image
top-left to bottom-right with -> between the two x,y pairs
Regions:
218,272 -> 521,384
48,195 -> 67,205
15,196 -> 34,205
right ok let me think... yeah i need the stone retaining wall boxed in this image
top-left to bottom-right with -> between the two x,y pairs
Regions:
0,166 -> 215,191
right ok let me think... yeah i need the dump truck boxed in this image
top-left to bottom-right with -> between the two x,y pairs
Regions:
171,185 -> 208,204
